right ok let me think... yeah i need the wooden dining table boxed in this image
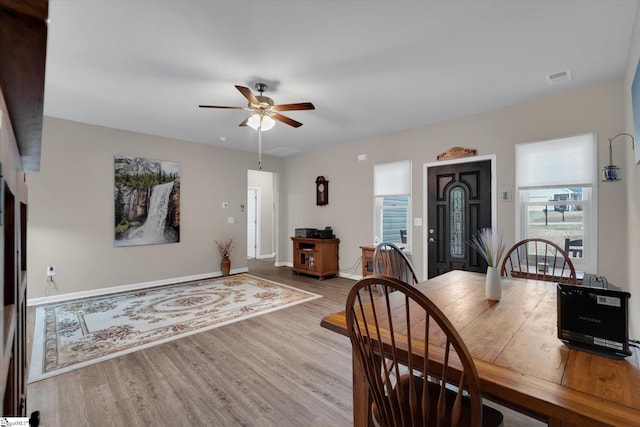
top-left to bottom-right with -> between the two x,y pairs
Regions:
320,270 -> 640,426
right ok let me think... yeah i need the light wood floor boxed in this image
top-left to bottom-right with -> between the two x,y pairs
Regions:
27,259 -> 545,426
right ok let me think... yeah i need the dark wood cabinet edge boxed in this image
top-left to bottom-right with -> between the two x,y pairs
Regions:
0,0 -> 44,417
1,305 -> 16,388
0,0 -> 48,172
0,0 -> 48,21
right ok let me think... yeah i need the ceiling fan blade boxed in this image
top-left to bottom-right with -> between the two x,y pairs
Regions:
273,102 -> 315,112
199,105 -> 245,109
235,85 -> 260,105
239,117 -> 250,127
271,113 -> 303,128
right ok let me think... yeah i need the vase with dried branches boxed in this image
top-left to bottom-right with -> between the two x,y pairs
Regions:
216,239 -> 233,276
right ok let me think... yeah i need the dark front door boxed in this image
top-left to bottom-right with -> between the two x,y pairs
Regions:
427,160 -> 492,278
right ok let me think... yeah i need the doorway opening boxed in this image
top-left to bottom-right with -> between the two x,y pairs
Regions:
247,170 -> 275,260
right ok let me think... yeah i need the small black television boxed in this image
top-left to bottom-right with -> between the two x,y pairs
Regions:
557,283 -> 632,359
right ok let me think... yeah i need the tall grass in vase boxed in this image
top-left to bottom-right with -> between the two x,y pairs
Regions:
469,228 -> 505,301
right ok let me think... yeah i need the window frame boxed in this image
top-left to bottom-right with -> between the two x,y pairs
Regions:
373,160 -> 412,252
515,133 -> 598,274
375,195 -> 411,250
518,187 -> 593,271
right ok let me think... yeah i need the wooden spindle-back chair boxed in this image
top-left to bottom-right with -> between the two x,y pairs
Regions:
346,275 -> 504,426
373,242 -> 419,285
500,238 -> 577,285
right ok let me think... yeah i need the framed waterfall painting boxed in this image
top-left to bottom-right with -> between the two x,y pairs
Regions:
114,156 -> 181,247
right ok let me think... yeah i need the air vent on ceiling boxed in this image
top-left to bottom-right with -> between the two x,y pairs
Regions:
546,69 -> 572,85
264,146 -> 301,157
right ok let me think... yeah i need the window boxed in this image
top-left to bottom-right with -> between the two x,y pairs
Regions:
374,160 -> 411,250
515,133 -> 597,274
450,186 -> 465,258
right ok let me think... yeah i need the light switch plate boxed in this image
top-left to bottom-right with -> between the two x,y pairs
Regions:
227,217 -> 234,224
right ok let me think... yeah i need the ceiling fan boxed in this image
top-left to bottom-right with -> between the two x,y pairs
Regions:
199,82 -> 315,129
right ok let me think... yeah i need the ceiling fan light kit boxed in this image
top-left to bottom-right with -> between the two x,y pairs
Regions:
199,82 -> 315,169
247,114 -> 275,131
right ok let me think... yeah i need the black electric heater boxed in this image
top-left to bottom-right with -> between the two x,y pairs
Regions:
557,283 -> 632,359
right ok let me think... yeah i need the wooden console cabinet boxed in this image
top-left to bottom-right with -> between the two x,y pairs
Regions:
291,237 -> 339,280
360,245 -> 376,277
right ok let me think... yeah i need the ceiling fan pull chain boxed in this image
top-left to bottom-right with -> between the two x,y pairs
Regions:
258,124 -> 263,170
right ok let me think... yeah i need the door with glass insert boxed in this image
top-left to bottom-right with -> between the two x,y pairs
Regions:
427,160 -> 491,278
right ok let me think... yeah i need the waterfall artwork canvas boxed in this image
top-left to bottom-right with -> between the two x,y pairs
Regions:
114,156 -> 181,247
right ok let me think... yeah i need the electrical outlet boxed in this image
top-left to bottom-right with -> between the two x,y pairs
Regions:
47,265 -> 56,276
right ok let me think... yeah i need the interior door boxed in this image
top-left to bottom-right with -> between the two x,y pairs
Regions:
427,160 -> 492,278
247,188 -> 258,258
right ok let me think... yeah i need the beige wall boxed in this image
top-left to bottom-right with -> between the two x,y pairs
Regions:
27,117 -> 285,299
28,80 -> 636,338
281,79 -> 628,293
623,6 -> 640,340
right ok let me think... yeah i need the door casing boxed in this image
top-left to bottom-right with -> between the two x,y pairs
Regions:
247,187 -> 260,258
422,155 -> 497,281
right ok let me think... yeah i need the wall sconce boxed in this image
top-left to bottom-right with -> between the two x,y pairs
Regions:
602,132 -> 635,182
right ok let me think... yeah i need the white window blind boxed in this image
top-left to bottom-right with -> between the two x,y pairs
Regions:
516,133 -> 596,189
374,160 -> 411,196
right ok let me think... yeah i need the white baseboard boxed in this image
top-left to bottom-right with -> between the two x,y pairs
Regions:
275,261 -> 293,268
257,253 -> 276,259
27,267 -> 250,307
339,272 -> 361,281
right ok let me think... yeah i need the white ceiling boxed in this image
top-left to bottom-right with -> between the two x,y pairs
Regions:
44,0 -> 638,158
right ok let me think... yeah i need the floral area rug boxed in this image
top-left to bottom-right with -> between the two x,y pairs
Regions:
29,274 -> 321,382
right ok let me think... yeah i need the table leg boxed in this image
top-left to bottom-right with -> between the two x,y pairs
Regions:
352,348 -> 373,427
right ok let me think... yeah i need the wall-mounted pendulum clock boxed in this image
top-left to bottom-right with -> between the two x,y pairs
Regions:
316,176 -> 329,206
